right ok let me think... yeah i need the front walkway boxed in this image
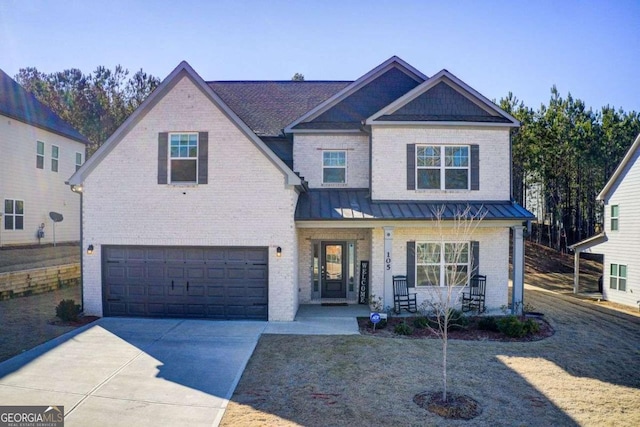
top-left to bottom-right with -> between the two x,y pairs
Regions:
263,304 -> 369,335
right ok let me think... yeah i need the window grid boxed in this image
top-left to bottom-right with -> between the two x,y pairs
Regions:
51,145 -> 59,172
416,145 -> 469,190
4,199 -> 24,230
322,151 -> 346,184
610,263 -> 626,291
75,152 -> 83,171
416,242 -> 469,287
36,141 -> 44,169
610,205 -> 619,231
169,133 -> 198,183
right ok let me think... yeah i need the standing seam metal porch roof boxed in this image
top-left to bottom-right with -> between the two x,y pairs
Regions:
295,189 -> 535,221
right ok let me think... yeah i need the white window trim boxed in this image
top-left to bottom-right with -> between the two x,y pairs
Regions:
168,132 -> 199,184
36,141 -> 45,169
416,241 -> 470,287
610,263 -> 627,291
610,205 -> 619,231
416,145 -> 470,190
75,152 -> 83,171
322,150 -> 347,185
51,145 -> 59,172
3,199 -> 25,231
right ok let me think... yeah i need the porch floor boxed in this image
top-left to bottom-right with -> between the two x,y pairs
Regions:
262,304 -> 369,335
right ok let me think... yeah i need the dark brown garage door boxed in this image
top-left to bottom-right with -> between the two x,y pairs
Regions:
103,246 -> 268,320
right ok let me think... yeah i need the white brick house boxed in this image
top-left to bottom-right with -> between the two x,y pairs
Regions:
0,69 -> 88,247
70,57 -> 533,321
571,132 -> 640,309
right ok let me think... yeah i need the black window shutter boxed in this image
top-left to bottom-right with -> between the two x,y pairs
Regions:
471,241 -> 480,276
470,144 -> 479,190
407,144 -> 416,190
407,241 -> 416,287
158,132 -> 168,184
198,132 -> 208,184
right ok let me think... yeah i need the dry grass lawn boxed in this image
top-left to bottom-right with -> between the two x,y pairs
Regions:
221,289 -> 640,426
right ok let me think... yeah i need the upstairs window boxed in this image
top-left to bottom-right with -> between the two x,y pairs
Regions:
75,152 -> 83,171
51,145 -> 59,172
170,133 -> 198,183
610,205 -> 619,231
416,145 -> 469,190
36,141 -> 44,169
323,151 -> 346,184
4,199 -> 24,230
610,264 -> 626,291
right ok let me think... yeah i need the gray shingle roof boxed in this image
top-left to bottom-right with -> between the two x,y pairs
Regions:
208,81 -> 351,137
295,189 -> 535,221
0,68 -> 89,144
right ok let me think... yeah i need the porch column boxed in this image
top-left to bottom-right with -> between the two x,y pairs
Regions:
383,227 -> 394,310
573,250 -> 580,294
512,226 -> 524,315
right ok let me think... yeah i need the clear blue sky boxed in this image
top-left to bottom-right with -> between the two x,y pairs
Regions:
1,0 -> 639,112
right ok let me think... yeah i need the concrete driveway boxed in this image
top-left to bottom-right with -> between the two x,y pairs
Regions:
0,318 -> 267,427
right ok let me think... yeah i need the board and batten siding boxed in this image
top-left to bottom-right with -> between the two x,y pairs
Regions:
293,133 -> 370,188
370,126 -> 511,201
599,147 -> 640,308
81,75 -> 299,321
0,116 -> 84,246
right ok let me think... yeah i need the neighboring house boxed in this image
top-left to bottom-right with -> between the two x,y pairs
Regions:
69,57 -> 533,321
571,132 -> 640,309
0,69 -> 88,247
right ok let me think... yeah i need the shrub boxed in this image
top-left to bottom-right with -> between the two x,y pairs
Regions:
394,321 -> 413,335
478,316 -> 500,332
447,309 -> 470,331
56,299 -> 81,322
413,316 -> 430,329
368,319 -> 387,329
497,315 -> 540,338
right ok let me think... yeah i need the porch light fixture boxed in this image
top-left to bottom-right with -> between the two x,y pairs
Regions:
87,244 -> 94,255
276,246 -> 282,257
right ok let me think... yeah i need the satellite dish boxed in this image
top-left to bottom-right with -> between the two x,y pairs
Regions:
49,212 -> 63,222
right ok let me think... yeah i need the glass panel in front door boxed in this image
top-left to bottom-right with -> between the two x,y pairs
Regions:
325,244 -> 343,280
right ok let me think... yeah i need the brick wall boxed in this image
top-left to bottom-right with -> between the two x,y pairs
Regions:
371,125 -> 511,201
297,228 -> 371,303
368,226 -> 509,312
293,133 -> 370,188
0,263 -> 80,300
81,76 -> 299,321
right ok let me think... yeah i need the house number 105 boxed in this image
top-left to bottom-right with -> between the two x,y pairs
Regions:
385,252 -> 391,270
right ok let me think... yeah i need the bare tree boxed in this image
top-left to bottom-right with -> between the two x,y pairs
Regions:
418,204 -> 487,401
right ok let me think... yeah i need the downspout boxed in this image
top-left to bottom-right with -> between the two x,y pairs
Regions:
79,191 -> 84,312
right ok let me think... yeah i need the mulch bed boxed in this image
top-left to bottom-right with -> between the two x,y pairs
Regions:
414,391 -> 482,420
48,315 -> 100,327
358,315 -> 554,342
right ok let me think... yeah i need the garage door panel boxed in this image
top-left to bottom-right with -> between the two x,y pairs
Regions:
148,266 -> 165,279
207,268 -> 225,279
167,266 -> 185,278
227,268 -> 246,280
187,268 -> 204,279
247,267 -> 267,280
107,266 -> 125,279
128,284 -> 146,297
188,284 -> 205,296
103,246 -> 268,320
147,248 -> 165,261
